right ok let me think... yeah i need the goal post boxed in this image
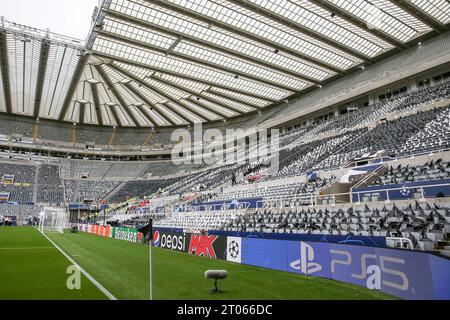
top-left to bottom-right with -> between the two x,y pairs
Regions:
38,207 -> 69,234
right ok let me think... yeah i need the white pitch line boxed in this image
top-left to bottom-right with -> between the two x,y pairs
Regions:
37,229 -> 117,301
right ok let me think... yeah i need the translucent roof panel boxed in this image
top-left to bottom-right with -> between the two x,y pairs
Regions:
173,41 -> 310,90
64,100 -> 80,123
178,100 -> 223,121
102,16 -> 177,50
207,87 -> 270,108
0,1 -> 444,128
65,77 -> 94,123
128,104 -> 154,127
84,103 -> 99,125
157,74 -> 211,95
246,0 -> 394,57
201,91 -> 256,113
94,37 -> 293,100
154,103 -> 190,125
108,0 -> 335,80
328,0 -> 432,43
39,44 -> 81,119
6,34 -> 40,115
101,104 -> 118,127
408,0 -> 450,24
163,0 -> 362,69
0,66 -> 6,113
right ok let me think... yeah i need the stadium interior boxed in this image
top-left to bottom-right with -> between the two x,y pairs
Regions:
1,0 -> 450,301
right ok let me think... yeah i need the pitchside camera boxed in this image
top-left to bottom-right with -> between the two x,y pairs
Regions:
205,270 -> 228,294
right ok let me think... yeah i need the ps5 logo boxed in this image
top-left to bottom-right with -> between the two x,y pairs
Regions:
290,242 -> 322,275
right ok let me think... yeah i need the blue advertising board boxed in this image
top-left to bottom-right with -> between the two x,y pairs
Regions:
241,238 -> 450,300
209,230 -> 386,247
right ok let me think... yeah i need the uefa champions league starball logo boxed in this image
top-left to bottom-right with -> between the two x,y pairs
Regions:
400,186 -> 410,197
228,240 -> 240,259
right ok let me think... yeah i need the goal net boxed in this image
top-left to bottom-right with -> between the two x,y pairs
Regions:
38,207 -> 69,234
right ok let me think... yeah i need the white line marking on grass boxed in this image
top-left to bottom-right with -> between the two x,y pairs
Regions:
37,229 -> 117,300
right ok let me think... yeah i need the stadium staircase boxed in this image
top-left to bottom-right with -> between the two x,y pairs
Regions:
108,131 -> 117,147
32,165 -> 39,204
32,123 -> 39,143
143,132 -> 155,146
72,180 -> 81,204
71,127 -> 76,145
103,181 -> 128,203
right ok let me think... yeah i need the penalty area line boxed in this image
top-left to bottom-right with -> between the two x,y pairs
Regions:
37,228 -> 117,300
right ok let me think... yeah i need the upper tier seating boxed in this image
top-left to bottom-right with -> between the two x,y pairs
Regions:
0,163 -> 35,204
372,160 -> 450,186
275,130 -> 365,177
109,179 -> 180,203
402,107 -> 450,154
36,165 -> 64,205
64,180 -> 120,204
211,178 -> 329,204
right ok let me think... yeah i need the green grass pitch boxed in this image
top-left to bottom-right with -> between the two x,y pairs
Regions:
0,227 -> 395,300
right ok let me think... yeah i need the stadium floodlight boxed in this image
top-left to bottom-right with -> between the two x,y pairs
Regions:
38,207 -> 69,234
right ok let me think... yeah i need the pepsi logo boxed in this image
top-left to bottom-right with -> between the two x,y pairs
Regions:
153,231 -> 160,247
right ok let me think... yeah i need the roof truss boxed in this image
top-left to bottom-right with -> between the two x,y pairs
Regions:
33,40 -> 50,118
0,31 -> 12,114
391,0 -> 449,33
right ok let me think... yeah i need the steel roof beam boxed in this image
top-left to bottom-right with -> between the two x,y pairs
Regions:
108,104 -> 122,127
33,40 -> 50,118
150,74 -> 247,114
94,64 -> 141,127
109,64 -> 217,123
122,82 -> 177,127
0,32 -> 12,114
107,63 -> 203,124
390,0 -> 448,34
79,102 -> 86,125
205,87 -> 266,109
227,0 -> 371,63
104,9 -> 322,85
134,104 -> 158,128
93,52 -> 277,102
90,83 -> 104,126
96,30 -> 301,93
58,52 -> 89,121
310,0 -> 409,49
186,97 -> 234,118
145,0 -> 345,75
162,101 -> 207,124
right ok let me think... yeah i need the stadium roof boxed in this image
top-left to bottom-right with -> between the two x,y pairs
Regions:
1,0 -> 449,128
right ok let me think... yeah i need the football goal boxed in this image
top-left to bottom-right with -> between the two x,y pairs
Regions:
38,207 -> 70,234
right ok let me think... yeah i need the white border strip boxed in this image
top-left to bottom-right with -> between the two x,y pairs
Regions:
37,228 -> 118,300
